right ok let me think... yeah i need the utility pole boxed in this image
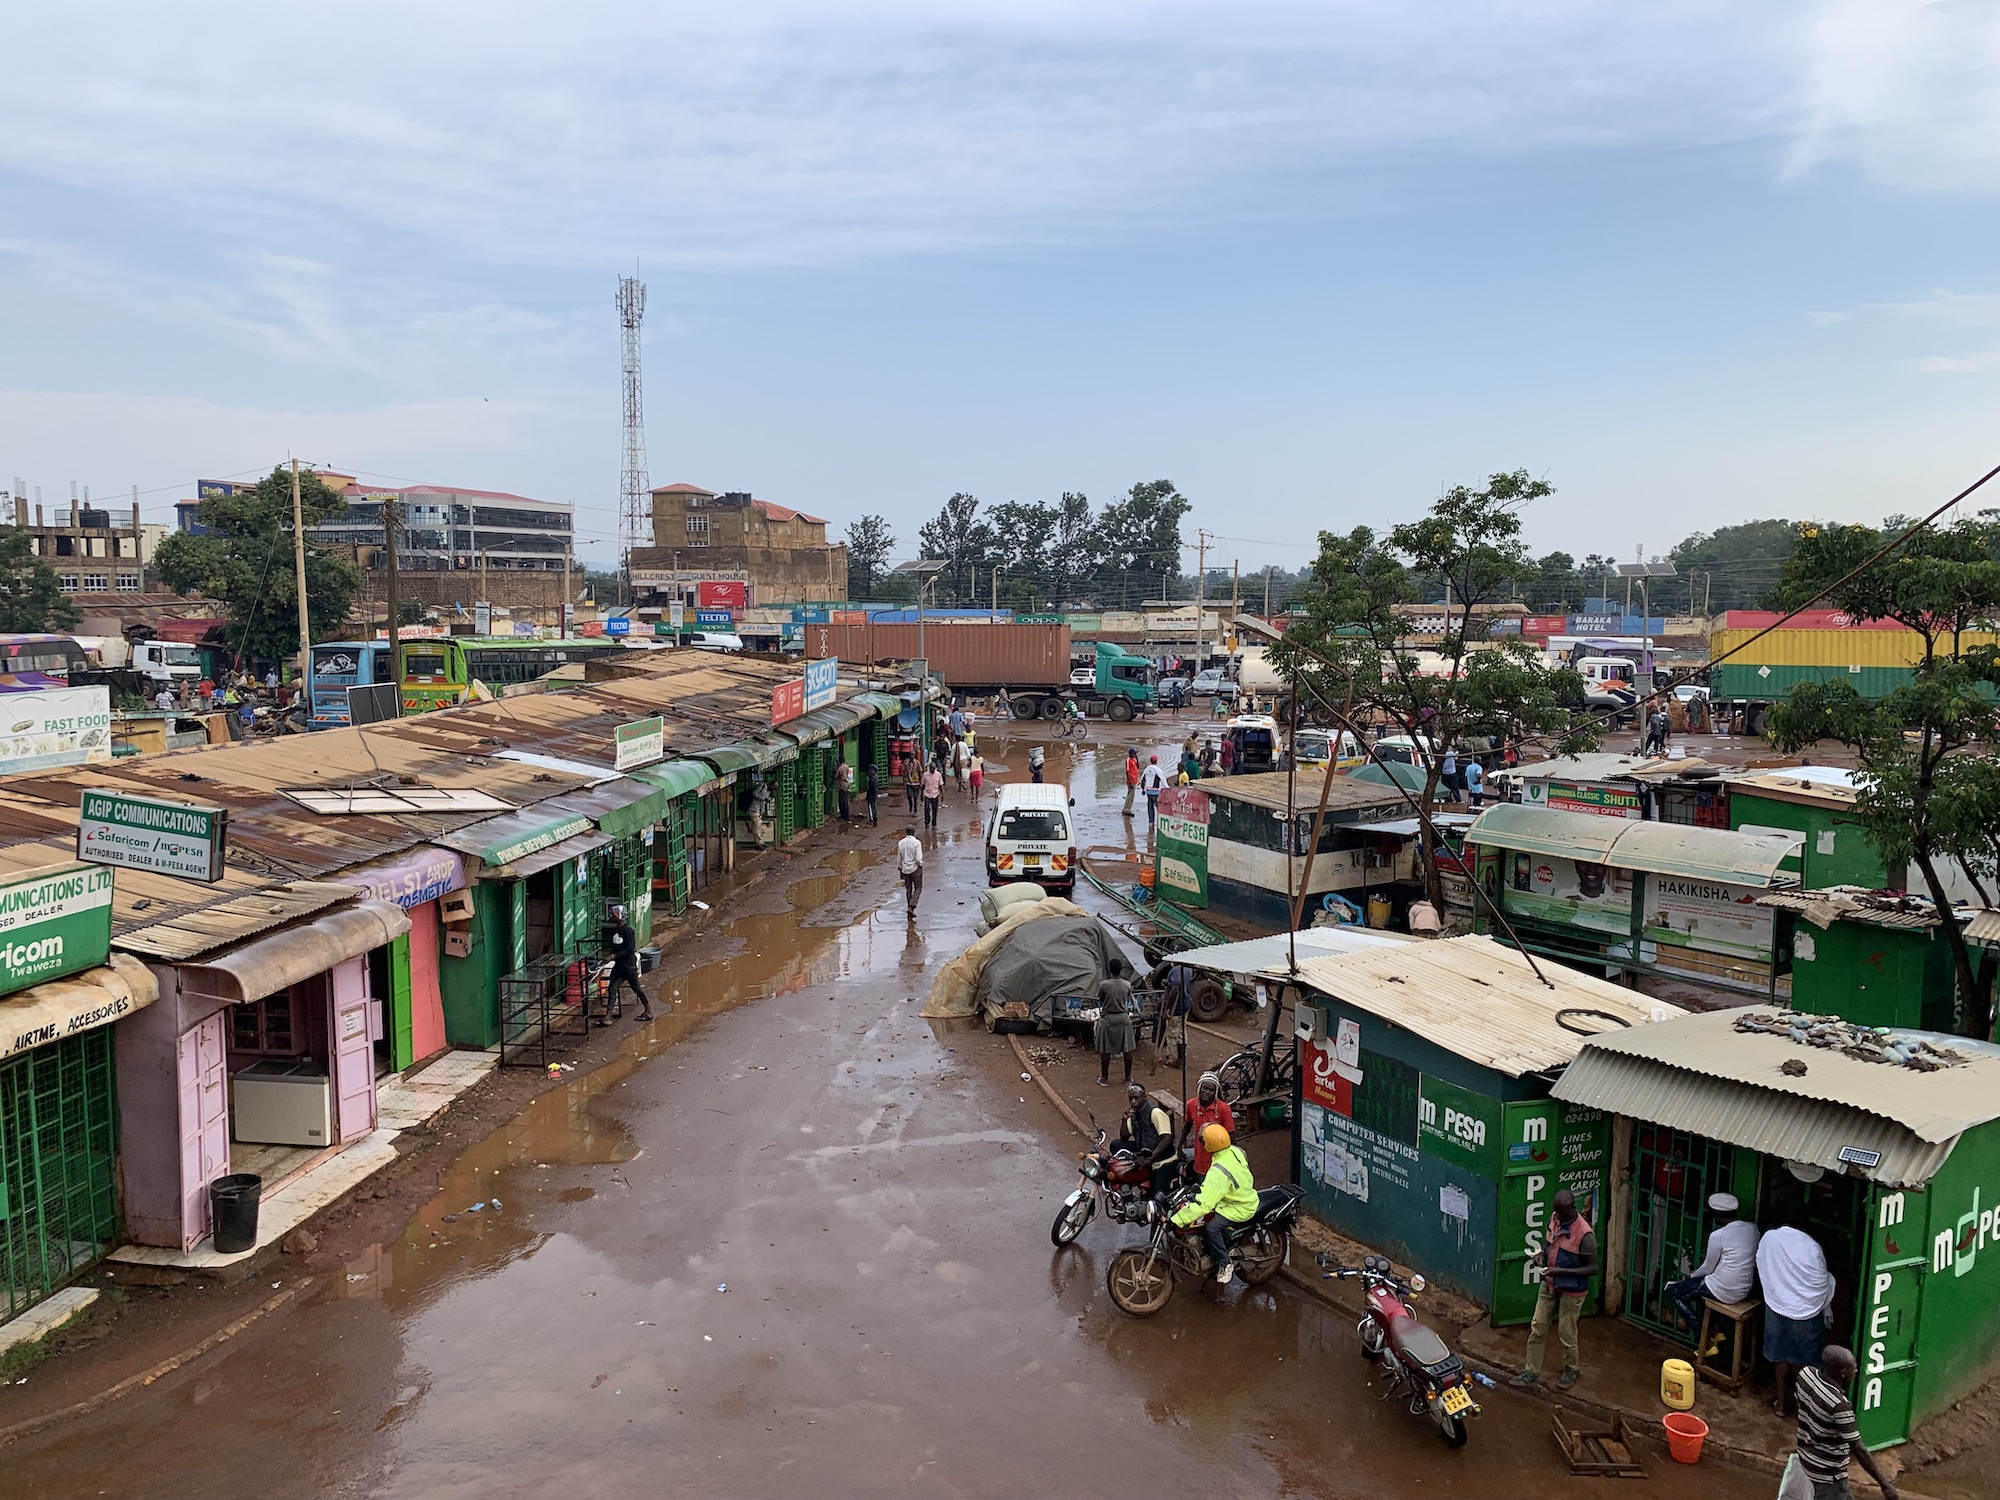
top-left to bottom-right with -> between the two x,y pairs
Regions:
1263,565 -> 1273,618
383,497 -> 403,694
992,565 -> 1001,622
562,542 -> 572,636
616,274 -> 650,612
1194,529 -> 1211,660
289,458 -> 311,680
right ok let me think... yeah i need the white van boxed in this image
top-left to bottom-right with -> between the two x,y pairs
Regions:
985,783 -> 1076,893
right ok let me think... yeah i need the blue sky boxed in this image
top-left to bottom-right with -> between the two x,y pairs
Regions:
4,1 -> 1999,572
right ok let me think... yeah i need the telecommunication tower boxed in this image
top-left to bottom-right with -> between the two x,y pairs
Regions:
616,275 -> 650,587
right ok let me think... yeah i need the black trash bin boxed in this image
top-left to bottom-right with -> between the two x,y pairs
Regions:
208,1173 -> 264,1254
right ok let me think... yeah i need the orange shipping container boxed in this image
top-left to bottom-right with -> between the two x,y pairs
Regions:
802,622 -> 1072,691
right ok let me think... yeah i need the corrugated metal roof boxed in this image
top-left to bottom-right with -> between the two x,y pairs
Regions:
1757,888 -> 1944,931
1292,935 -> 1684,1077
1512,753 -> 1668,783
1551,1006 -> 2000,1185
1168,927 -> 1415,978
1200,771 -> 1409,817
112,881 -> 363,962
1964,909 -> 2000,945
1722,770 -> 1858,808
0,839 -> 293,939
1466,804 -> 1799,884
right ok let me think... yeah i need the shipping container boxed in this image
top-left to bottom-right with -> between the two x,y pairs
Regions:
802,621 -> 1072,692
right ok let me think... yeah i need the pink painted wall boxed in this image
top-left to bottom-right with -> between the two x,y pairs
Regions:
407,900 -> 446,1062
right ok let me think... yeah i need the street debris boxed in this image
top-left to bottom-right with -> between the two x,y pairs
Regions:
1735,1012 -> 1968,1070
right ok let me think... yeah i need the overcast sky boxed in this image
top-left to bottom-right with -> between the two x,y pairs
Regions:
4,1 -> 1999,572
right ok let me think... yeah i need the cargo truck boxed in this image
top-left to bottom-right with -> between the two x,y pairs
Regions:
800,621 -> 1158,720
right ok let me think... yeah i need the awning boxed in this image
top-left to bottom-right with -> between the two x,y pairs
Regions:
787,702 -> 871,744
1464,803 -> 1630,862
176,900 -> 413,1005
485,829 -> 613,880
631,760 -> 718,800
693,744 -> 762,778
697,733 -> 798,773
542,778 -> 671,840
0,953 -> 159,1064
857,692 -> 904,723
1466,803 -> 1800,885
438,806 -> 598,868
331,847 -> 467,910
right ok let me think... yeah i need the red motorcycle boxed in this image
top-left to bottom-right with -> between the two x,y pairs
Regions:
1051,1126 -> 1166,1246
1319,1251 -> 1482,1447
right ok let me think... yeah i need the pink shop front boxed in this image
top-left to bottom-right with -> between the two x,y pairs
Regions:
115,893 -> 412,1251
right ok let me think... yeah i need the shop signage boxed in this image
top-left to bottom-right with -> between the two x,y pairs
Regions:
0,685 -> 113,777
1500,853 -> 1632,939
1493,1100 -> 1611,1326
77,789 -> 228,883
772,679 -> 806,726
484,816 -> 593,868
1418,1073 -> 1500,1173
1640,876 -> 1774,974
1522,779 -> 1643,818
344,847 -> 466,909
578,621 -> 605,638
605,616 -> 632,637
1018,613 -> 1063,624
512,620 -> 538,637
1521,615 -> 1568,636
698,580 -> 748,611
803,658 -> 838,712
475,603 -> 493,635
1154,786 -> 1210,907
695,609 -> 733,627
669,601 -> 687,630
0,862 -> 115,999
1570,613 -> 1622,635
615,716 -> 666,771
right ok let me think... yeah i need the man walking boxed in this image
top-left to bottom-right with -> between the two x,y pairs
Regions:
598,903 -> 654,1023
836,759 -> 855,823
1463,757 -> 1485,809
1123,748 -> 1140,817
1795,1347 -> 1899,1500
896,825 -> 924,914
863,761 -> 880,826
1140,754 -> 1167,829
903,753 -> 922,814
920,762 -> 943,830
1513,1188 -> 1596,1390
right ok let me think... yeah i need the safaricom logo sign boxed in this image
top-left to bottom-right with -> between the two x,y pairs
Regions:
1,934 -> 62,968
1934,1187 -> 1995,1277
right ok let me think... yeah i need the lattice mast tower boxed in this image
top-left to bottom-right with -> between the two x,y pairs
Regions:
616,275 -> 650,598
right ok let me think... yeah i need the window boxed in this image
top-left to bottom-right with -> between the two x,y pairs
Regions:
687,535 -> 710,547
116,573 -> 141,591
997,809 -> 1070,842
230,995 -> 297,1055
81,575 -> 110,592
686,515 -> 709,535
686,493 -> 706,508
57,574 -> 79,592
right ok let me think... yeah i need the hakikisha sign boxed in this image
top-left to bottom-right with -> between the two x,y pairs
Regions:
0,862 -> 115,999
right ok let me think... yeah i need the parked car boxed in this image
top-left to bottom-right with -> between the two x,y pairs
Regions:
1190,669 -> 1239,701
1068,666 -> 1097,687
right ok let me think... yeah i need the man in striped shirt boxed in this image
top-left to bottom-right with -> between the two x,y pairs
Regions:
1794,1347 -> 1897,1500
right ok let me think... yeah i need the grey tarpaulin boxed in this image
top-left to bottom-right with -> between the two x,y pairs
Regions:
921,896 -> 1129,1025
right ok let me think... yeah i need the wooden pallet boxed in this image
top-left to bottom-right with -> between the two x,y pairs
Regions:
1551,1408 -> 1646,1478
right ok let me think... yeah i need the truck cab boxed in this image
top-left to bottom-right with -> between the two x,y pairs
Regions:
1090,642 -> 1157,720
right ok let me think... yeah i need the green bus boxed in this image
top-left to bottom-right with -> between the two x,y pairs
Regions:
397,636 -> 628,713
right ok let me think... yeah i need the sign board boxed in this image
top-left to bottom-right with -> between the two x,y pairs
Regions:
1500,853 -> 1633,939
605,616 -> 632,638
1521,778 -> 1644,819
698,580 -> 748,611
1418,1073 -> 1500,1174
1494,1100 -> 1611,1325
346,682 -> 400,726
77,789 -> 228,883
1154,786 -> 1210,907
344,847 -> 465,909
1569,613 -> 1622,635
669,601 -> 686,630
577,621 -> 605,638
0,686 -> 113,776
695,609 -> 733,627
803,658 -> 838,712
1521,615 -> 1568,636
512,620 -> 538,637
1018,613 -> 1063,624
615,716 -> 666,771
474,603 -> 493,635
1641,876 -> 1775,977
771,679 -> 805,726
0,862 -> 115,999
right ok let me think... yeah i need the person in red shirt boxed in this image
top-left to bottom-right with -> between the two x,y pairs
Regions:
1182,1071 -> 1236,1177
1122,749 -> 1140,817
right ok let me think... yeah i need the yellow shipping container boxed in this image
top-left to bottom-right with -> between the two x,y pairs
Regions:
1709,625 -> 2000,669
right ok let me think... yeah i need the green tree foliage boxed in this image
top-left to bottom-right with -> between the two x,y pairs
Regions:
844,514 -> 896,598
916,492 -> 996,604
1767,518 -> 2000,1036
0,528 -> 80,633
153,466 -> 362,666
1670,519 -> 1800,612
1095,480 -> 1190,608
1273,470 -> 1598,902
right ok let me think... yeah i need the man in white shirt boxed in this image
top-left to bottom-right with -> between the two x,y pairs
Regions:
1139,755 -> 1167,828
1666,1192 -> 1760,1336
896,826 -> 924,915
1757,1220 -> 1836,1418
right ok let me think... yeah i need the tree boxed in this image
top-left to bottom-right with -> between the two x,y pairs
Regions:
1273,470 -> 1598,905
1526,550 -> 1583,612
0,528 -> 80,633
1096,480 -> 1190,608
1766,518 -> 2000,1037
845,514 -> 896,599
1670,519 -> 1800,613
916,493 -> 997,604
153,465 -> 362,667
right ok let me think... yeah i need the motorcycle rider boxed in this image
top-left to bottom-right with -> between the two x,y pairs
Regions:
1171,1124 -> 1258,1284
1115,1082 -> 1178,1201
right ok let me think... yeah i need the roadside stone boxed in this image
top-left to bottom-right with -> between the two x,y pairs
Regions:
280,1228 -> 319,1255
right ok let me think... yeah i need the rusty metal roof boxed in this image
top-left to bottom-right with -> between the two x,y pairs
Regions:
1756,887 -> 1946,931
1551,1006 -> 2000,1187
0,838 -> 290,938
1293,935 -> 1684,1077
111,881 -> 365,962
1199,771 -> 1410,818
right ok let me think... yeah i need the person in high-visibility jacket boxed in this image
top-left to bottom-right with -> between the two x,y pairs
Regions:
1172,1124 -> 1258,1284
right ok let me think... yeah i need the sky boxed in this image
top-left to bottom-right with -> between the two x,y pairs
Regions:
3,1 -> 2000,574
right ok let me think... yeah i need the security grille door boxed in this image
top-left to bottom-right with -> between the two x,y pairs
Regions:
1624,1127 -> 1738,1340
0,1031 -> 119,1319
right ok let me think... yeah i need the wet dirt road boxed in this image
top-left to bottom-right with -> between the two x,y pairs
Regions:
9,723 -> 1764,1499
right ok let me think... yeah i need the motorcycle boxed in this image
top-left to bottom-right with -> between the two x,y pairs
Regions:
1105,1182 -> 1303,1316
1051,1126 -> 1167,1247
1318,1251 -> 1481,1448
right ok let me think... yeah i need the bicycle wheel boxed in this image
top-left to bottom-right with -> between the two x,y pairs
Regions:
1215,1051 -> 1262,1102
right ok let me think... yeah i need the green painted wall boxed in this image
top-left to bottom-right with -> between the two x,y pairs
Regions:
1728,790 -> 1889,890
1903,1120 -> 2000,1438
1790,920 -> 1956,1031
439,881 -> 509,1049
1712,664 -> 1911,700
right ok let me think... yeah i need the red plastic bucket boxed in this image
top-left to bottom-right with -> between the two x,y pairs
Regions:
1663,1411 -> 1708,1464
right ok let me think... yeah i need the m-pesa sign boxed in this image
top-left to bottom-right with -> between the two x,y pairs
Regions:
0,862 -> 115,999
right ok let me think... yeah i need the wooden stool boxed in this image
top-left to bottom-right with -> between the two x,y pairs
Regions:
1695,1297 -> 1761,1391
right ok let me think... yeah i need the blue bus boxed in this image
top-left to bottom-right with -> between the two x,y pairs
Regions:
306,641 -> 394,729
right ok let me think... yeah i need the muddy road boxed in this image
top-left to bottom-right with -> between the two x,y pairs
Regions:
8,722 -> 1761,1498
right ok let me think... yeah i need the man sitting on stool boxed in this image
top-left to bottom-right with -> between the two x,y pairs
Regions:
1666,1192 -> 1760,1347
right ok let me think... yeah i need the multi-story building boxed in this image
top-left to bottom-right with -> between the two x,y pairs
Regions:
7,484 -> 161,596
629,483 -> 847,607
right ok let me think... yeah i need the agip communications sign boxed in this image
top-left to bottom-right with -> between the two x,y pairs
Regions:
77,789 -> 229,883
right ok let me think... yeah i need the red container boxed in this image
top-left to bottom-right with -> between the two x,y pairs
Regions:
802,622 -> 1072,692
1663,1412 -> 1707,1464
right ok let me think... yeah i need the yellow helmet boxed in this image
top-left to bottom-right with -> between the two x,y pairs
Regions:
1201,1123 -> 1231,1154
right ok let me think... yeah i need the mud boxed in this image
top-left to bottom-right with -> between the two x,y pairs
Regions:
4,728 -> 1775,1498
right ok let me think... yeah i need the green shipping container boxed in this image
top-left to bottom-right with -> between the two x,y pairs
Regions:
1711,662 -> 1912,701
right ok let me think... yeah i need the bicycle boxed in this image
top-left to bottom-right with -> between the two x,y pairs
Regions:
1054,713 -> 1089,741
1215,1036 -> 1297,1103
